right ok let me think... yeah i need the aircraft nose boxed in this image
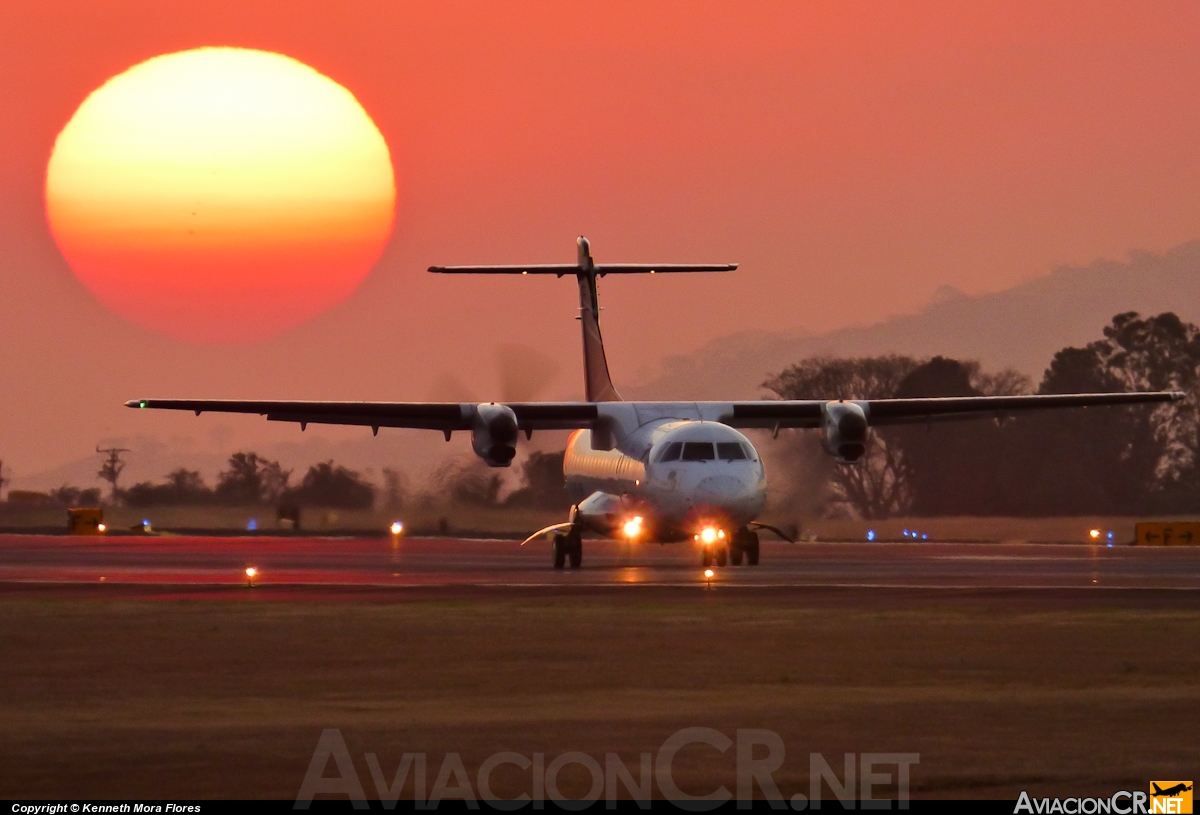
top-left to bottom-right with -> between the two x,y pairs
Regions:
695,475 -> 740,499
694,474 -> 763,516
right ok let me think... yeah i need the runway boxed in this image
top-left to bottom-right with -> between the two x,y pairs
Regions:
2,533 -> 1200,590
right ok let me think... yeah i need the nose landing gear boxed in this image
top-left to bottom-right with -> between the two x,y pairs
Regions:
700,545 -> 728,568
553,528 -> 583,569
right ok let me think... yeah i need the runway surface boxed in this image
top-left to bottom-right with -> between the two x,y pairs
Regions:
2,533 -> 1200,590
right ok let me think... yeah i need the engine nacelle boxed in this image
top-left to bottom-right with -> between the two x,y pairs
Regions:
821,401 -> 869,463
472,403 -> 519,467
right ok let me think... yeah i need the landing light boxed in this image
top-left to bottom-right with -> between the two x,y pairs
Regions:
622,516 -> 643,539
700,527 -> 719,545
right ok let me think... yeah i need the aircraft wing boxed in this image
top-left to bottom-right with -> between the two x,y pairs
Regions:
129,391 -> 1182,433
125,399 -> 599,433
723,391 -> 1184,429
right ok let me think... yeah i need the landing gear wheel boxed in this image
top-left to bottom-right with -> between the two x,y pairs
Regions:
730,545 -> 744,566
552,534 -> 567,570
746,531 -> 760,566
701,548 -> 712,568
567,530 -> 582,569
716,546 -> 727,567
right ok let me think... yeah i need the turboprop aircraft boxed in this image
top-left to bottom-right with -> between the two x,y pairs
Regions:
128,237 -> 1182,569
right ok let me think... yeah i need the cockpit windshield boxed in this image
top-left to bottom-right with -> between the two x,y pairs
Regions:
681,442 -> 716,461
657,439 -> 755,463
657,441 -> 683,462
717,442 -> 748,460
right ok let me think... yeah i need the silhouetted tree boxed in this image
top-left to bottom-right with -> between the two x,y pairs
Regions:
122,468 -> 214,507
49,485 -> 103,507
430,459 -> 503,507
889,357 -> 1032,515
505,451 -> 570,510
380,467 -> 408,510
214,452 -> 290,505
766,313 -> 1200,518
1006,312 -> 1200,515
764,355 -> 920,518
287,461 -> 375,509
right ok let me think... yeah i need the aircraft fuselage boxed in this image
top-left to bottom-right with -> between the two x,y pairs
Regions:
564,414 -> 766,544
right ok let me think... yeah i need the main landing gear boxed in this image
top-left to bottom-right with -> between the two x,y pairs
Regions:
553,528 -> 583,570
704,527 -> 759,568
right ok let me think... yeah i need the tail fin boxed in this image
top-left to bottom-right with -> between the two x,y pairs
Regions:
574,237 -> 621,401
429,237 -> 737,403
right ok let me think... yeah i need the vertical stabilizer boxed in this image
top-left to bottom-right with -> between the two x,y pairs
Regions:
575,237 -> 622,402
427,238 -> 737,406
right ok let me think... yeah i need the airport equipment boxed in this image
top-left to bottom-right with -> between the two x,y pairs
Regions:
128,237 -> 1184,569
67,507 -> 104,535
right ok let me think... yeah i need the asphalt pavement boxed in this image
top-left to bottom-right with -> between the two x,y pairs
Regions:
2,534 -> 1199,590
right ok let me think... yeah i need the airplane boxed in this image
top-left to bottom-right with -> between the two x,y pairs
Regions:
128,237 -> 1183,569
1152,783 -> 1193,797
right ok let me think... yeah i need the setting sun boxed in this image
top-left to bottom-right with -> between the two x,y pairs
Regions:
45,47 -> 395,343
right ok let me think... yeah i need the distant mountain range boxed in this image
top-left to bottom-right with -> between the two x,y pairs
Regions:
626,240 -> 1200,400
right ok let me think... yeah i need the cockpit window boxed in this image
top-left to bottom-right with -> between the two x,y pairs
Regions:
717,442 -> 748,461
657,441 -> 683,462
681,442 -> 716,461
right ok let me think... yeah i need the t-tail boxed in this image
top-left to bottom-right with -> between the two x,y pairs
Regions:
574,236 -> 620,401
428,237 -> 737,403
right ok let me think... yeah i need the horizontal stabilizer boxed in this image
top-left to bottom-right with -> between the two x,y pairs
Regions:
429,263 -> 736,275
429,264 -> 581,275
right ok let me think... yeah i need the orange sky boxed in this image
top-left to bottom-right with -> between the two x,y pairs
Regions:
1,1 -> 1199,479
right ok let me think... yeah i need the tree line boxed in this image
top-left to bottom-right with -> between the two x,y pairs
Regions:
765,312 -> 1200,518
71,449 -> 573,512
426,450 -> 571,511
120,453 -> 378,509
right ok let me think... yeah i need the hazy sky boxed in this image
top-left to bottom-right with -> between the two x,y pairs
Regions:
2,1 -> 1199,482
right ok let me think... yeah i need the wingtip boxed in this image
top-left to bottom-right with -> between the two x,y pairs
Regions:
1172,391 -> 1188,401
124,400 -> 142,408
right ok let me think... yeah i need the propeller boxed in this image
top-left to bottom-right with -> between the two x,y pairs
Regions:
497,343 -> 560,403
428,344 -> 561,403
